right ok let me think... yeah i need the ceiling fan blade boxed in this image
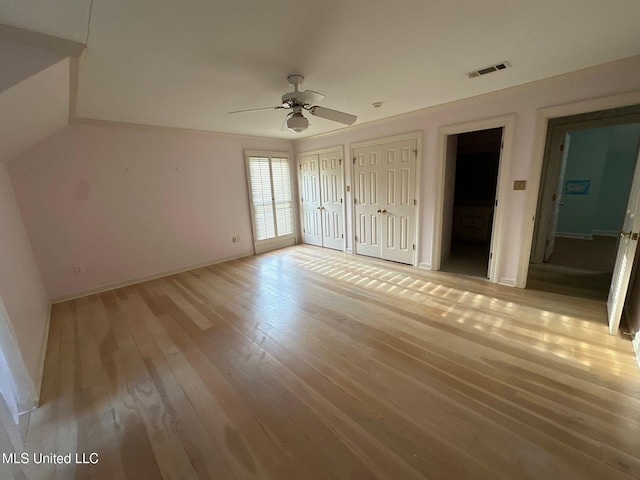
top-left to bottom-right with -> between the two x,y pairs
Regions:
228,106 -> 282,114
308,106 -> 357,125
297,89 -> 325,105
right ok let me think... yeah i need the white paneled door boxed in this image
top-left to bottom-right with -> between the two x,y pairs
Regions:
299,154 -> 322,246
298,150 -> 345,251
354,138 -> 417,264
607,146 -> 640,334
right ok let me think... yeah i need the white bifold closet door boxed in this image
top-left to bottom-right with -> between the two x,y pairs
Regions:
299,150 -> 345,251
353,139 -> 417,264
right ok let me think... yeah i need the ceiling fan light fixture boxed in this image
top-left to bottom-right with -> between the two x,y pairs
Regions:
287,113 -> 309,133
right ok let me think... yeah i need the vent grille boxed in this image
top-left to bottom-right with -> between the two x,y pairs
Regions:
466,61 -> 511,79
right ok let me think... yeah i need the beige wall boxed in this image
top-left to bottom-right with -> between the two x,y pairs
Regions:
0,164 -> 49,408
10,123 -> 294,300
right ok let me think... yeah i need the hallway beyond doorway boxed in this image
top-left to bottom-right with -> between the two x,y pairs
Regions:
527,235 -> 616,300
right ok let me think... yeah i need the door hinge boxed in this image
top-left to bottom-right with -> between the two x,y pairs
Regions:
413,149 -> 418,157
501,142 -> 504,149
495,199 -> 498,207
354,198 -> 358,204
299,164 -> 302,170
353,157 -> 356,164
412,244 -> 415,251
340,198 -> 343,204
621,231 -> 639,240
545,238 -> 550,246
355,236 -> 358,241
339,159 -> 342,165
489,252 -> 493,259
414,199 -> 417,206
341,234 -> 344,238
559,144 -> 564,152
303,228 -> 305,233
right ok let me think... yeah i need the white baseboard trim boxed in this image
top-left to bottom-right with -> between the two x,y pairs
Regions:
346,248 -> 353,254
418,262 -> 432,270
591,230 -> 619,237
556,232 -> 593,240
34,304 -> 51,407
51,251 -> 254,304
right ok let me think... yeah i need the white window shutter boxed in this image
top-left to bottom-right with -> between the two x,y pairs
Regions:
246,152 -> 296,252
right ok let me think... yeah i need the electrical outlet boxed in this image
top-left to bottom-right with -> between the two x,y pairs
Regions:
232,236 -> 240,243
73,266 -> 84,275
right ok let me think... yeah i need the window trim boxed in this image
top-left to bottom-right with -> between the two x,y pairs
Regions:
245,150 -> 297,254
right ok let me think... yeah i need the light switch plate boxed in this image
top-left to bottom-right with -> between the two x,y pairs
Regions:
513,180 -> 526,190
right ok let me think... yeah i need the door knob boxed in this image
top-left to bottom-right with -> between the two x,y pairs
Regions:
382,209 -> 387,214
377,209 -> 382,213
620,231 -> 638,240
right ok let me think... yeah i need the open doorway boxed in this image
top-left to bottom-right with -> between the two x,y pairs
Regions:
529,109 -> 640,300
440,128 -> 503,278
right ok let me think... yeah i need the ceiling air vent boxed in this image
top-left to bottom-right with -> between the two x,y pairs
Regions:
466,61 -> 511,79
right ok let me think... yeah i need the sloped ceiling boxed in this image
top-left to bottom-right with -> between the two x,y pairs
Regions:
0,59 -> 70,164
2,0 -> 640,139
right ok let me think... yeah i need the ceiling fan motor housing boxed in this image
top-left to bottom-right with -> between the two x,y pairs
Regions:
281,91 -> 299,106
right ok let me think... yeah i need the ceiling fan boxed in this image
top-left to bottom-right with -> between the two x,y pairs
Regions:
228,75 -> 357,133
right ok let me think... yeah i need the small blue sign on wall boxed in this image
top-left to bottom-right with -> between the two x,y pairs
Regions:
564,180 -> 590,195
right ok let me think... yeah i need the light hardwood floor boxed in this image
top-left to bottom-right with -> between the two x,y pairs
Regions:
10,245 -> 640,479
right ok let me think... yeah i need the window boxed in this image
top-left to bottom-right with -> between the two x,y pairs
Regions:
245,151 -> 296,253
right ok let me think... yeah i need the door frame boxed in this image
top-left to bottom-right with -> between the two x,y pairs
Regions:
432,115 -> 515,284
350,131 -> 423,267
517,91 -> 640,288
296,145 -> 346,251
531,111 -> 640,264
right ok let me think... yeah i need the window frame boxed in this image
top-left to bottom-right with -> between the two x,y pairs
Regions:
245,150 -> 297,254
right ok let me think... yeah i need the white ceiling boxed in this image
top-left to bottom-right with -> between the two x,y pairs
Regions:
3,0 -> 640,139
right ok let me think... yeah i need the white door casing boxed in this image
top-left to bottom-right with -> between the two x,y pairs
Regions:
607,146 -> 640,334
433,116 -> 514,284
